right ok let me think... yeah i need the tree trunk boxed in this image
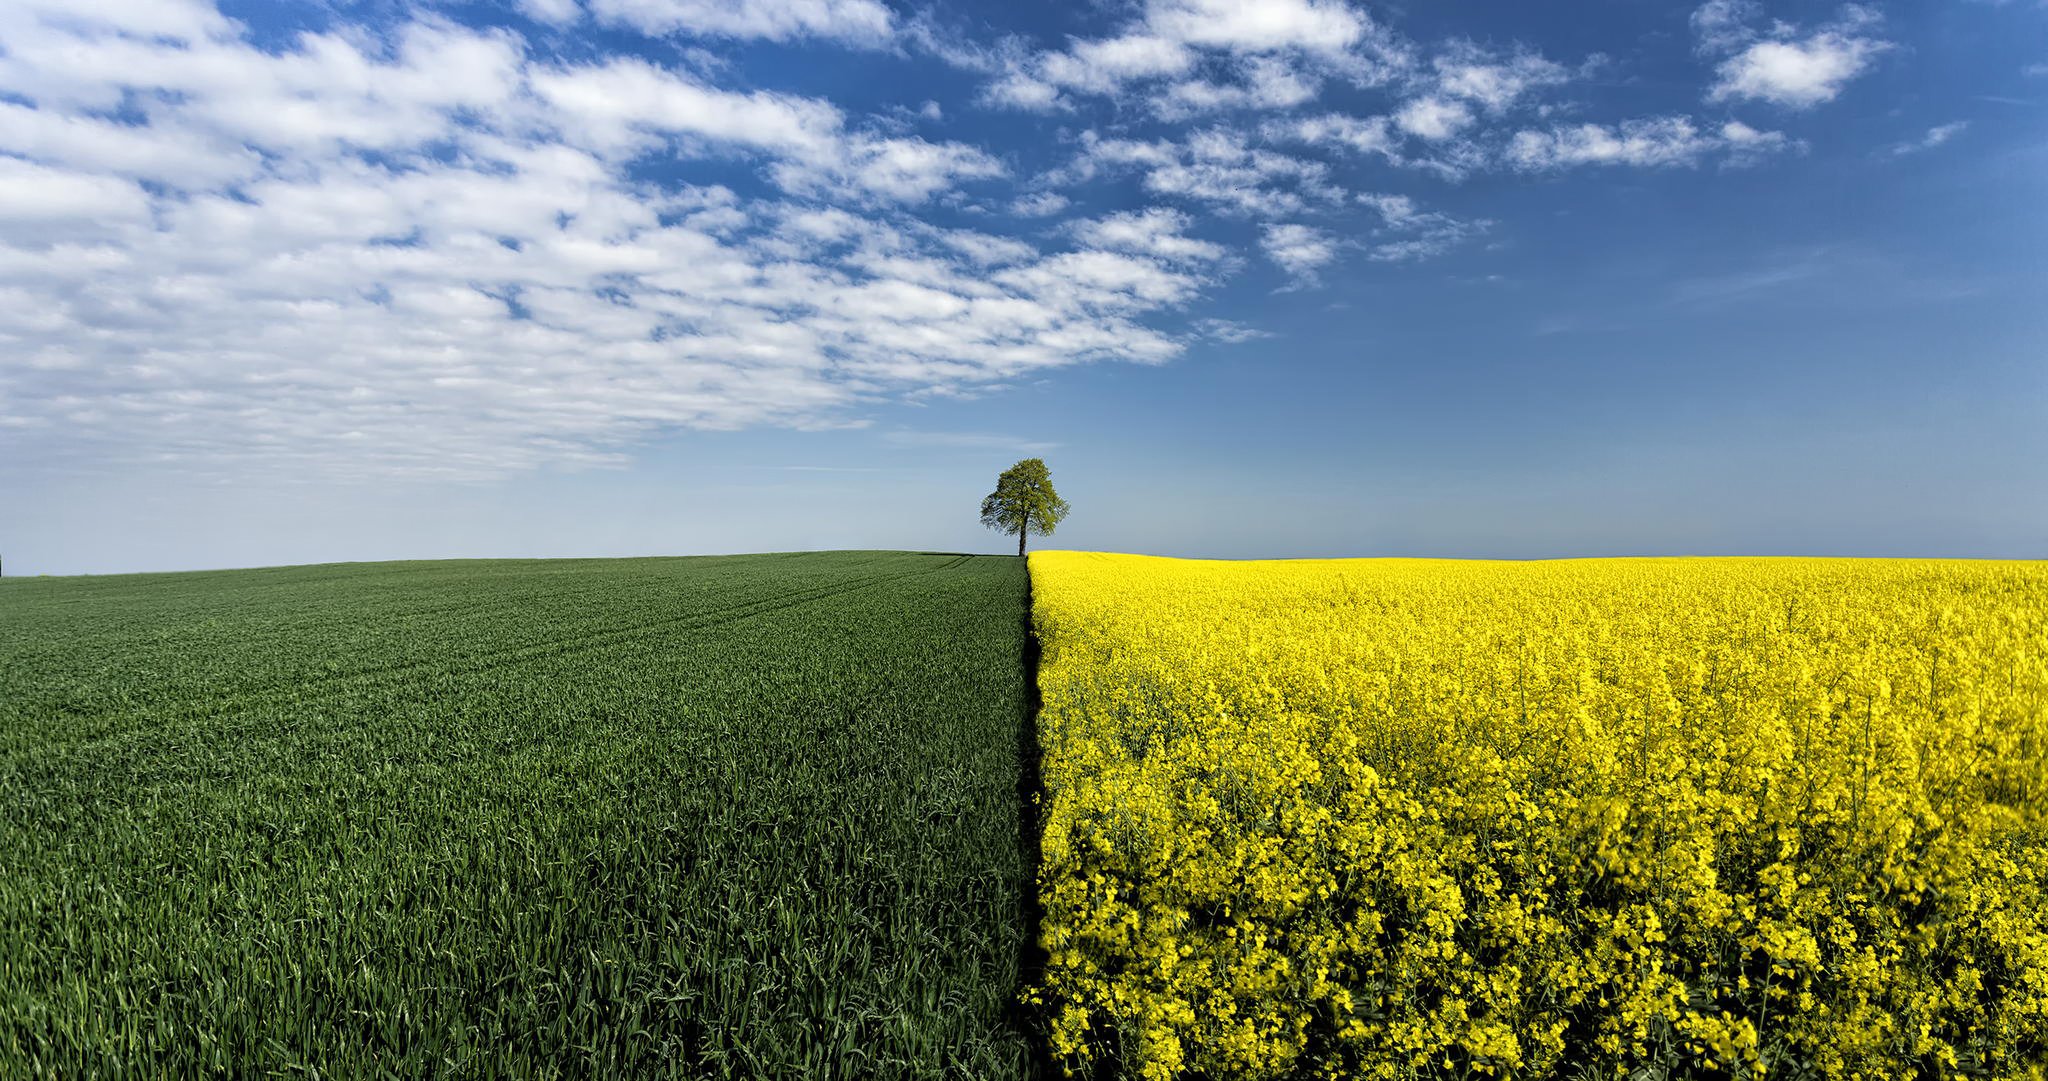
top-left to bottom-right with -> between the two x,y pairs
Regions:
1017,511 -> 1028,557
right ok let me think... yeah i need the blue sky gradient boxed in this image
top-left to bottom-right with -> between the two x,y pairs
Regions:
2,0 -> 2043,573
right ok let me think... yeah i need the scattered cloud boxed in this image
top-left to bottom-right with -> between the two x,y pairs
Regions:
1709,36 -> 1887,108
0,0 -> 1932,484
517,0 -> 583,27
1717,119 -> 1799,162
0,156 -> 153,226
1274,112 -> 1399,159
960,0 -> 1587,189
0,4 -> 1205,480
1259,44 -> 1576,181
975,0 -> 1411,116
1508,117 -> 1795,170
1261,223 -> 1339,284
1147,0 -> 1374,56
1009,191 -> 1071,217
1429,43 -> 1571,112
1192,317 -> 1273,343
1356,193 -> 1490,261
1887,121 -> 1969,156
528,56 -> 1004,203
1689,0 -> 1762,57
583,0 -> 897,46
1394,96 -> 1476,141
1068,208 -> 1228,265
1054,128 -> 1344,217
1153,56 -> 1321,119
1696,3 -> 1892,109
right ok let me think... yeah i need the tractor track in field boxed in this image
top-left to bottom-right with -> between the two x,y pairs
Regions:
6,555 -> 987,762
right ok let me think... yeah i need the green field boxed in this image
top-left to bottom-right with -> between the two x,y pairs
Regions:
0,553 -> 1037,1079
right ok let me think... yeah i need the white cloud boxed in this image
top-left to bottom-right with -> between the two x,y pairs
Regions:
1268,40 -> 1569,175
1709,35 -> 1886,108
782,136 -> 1005,204
982,34 -> 1193,112
0,101 -> 260,188
518,0 -> 583,26
1887,121 -> 1968,156
994,249 -> 1206,312
0,0 -> 1870,485
528,57 -> 1002,203
1717,119 -> 1798,165
1431,44 -> 1570,111
1009,191 -> 1071,217
0,0 -> 230,43
983,70 -> 1064,112
586,0 -> 895,45
1154,56 -> 1320,118
1689,0 -> 1760,56
1395,96 -> 1475,140
1050,34 -> 1196,92
1261,222 -> 1338,283
1058,128 -> 1345,217
0,156 -> 152,225
1278,113 -> 1399,158
1069,208 -> 1227,264
0,5 -> 1204,481
976,0 -> 1411,114
1192,317 -> 1271,343
531,57 -> 843,159
1696,3 -> 1891,109
1508,116 -> 1795,169
1356,192 -> 1427,228
960,0 -> 1587,205
1147,0 -> 1369,55
1355,192 -> 1488,261
1270,111 -> 1485,180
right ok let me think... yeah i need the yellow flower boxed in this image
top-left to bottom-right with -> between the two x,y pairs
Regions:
1027,552 -> 2048,1080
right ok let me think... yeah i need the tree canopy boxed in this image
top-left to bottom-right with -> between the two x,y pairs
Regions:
980,458 -> 1070,556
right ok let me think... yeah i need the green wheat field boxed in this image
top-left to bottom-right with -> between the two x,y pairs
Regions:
0,554 -> 1037,1078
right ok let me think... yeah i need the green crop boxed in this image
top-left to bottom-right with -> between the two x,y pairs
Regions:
0,552 -> 1038,1079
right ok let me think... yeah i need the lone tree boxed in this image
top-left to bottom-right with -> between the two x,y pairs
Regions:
981,458 -> 1070,556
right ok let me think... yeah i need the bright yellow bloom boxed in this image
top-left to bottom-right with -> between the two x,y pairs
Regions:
1028,553 -> 2048,1080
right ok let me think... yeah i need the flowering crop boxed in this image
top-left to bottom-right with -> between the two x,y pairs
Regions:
1027,552 -> 2048,1080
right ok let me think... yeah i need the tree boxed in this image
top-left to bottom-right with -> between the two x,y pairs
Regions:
981,458 -> 1070,556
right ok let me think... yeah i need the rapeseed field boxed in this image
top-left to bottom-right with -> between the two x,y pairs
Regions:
1028,553 -> 2048,1080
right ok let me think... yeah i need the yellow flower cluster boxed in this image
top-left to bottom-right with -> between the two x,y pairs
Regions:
1026,552 -> 2048,1080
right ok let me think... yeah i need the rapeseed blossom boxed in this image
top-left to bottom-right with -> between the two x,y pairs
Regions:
1027,553 -> 2048,1080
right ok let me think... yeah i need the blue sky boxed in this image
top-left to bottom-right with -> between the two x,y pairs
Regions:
1,0 -> 2043,574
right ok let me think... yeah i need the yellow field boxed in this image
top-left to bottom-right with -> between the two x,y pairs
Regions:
1026,552 -> 2048,1080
